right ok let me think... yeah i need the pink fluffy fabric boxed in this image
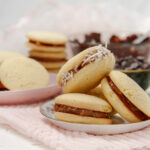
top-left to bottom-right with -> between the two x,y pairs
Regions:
0,102 -> 150,150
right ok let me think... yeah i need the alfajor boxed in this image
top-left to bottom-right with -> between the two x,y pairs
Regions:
26,31 -> 67,73
101,71 -> 150,123
54,93 -> 112,124
26,31 -> 67,49
0,57 -> 50,90
57,45 -> 115,93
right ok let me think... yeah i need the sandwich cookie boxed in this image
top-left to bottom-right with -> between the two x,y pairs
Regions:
57,45 -> 115,93
26,31 -> 67,52
101,71 -> 150,122
54,93 -> 112,124
26,42 -> 65,52
0,57 -> 50,90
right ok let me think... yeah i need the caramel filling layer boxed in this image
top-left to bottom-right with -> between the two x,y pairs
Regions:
106,76 -> 148,121
0,82 -> 7,91
29,40 -> 65,47
54,104 -> 109,118
29,56 -> 67,61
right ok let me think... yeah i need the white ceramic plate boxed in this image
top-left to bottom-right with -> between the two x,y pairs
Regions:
40,100 -> 150,135
0,73 -> 62,104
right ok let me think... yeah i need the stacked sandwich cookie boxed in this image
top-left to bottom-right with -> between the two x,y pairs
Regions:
26,31 -> 68,73
55,45 -> 150,124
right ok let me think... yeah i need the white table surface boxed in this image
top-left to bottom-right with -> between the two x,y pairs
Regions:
0,125 -> 47,150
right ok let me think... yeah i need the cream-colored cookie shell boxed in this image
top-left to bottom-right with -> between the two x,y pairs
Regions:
26,31 -> 67,44
0,51 -> 25,65
29,50 -> 67,59
86,85 -> 105,99
109,71 -> 150,117
55,112 -> 112,124
86,85 -> 116,116
101,78 -> 140,122
55,93 -> 112,113
26,42 -> 65,52
57,46 -> 115,93
38,60 -> 66,69
0,57 -> 50,90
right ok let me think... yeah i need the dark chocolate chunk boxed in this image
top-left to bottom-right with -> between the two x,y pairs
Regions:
115,55 -> 150,70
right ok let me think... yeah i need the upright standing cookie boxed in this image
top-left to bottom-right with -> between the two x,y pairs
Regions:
57,45 -> 115,93
101,71 -> 150,122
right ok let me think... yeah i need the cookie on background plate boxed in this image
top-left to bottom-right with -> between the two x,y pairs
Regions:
57,45 -> 115,93
0,57 -> 50,90
101,70 -> 150,123
54,93 -> 112,124
26,42 -> 65,52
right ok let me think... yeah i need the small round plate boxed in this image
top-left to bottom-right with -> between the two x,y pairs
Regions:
40,100 -> 150,135
0,73 -> 62,104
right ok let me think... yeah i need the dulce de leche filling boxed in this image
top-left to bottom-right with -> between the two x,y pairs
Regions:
106,76 -> 148,121
0,82 -> 7,91
29,40 -> 65,47
54,104 -> 109,118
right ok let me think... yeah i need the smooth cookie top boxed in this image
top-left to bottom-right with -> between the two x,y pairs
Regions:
26,31 -> 67,44
108,71 -> 150,116
55,93 -> 112,113
0,57 -> 50,90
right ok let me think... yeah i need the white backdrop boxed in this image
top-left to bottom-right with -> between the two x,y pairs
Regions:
0,0 -> 150,32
